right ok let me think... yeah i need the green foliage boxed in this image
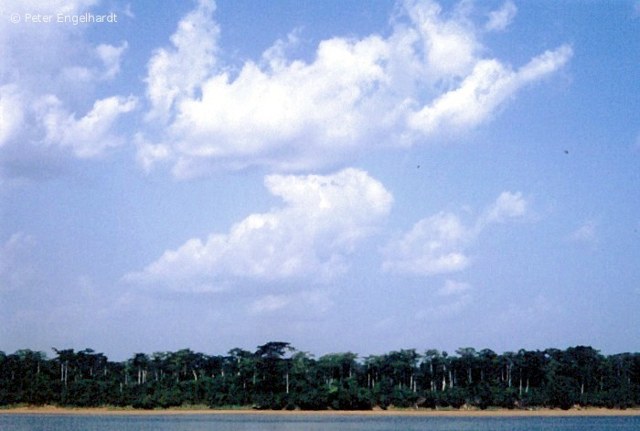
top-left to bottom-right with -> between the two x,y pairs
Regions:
1,344 -> 639,410
438,387 -> 466,408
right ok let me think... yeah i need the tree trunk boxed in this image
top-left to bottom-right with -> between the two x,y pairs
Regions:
519,376 -> 522,397
430,362 -> 435,392
285,372 -> 289,394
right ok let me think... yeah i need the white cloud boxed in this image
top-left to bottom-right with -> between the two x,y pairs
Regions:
383,191 -> 528,276
37,94 -> 137,158
248,290 -> 332,315
96,42 -> 128,80
125,168 -> 393,290
0,85 -> 24,147
3,0 -> 571,178
138,0 -> 572,176
408,46 -> 572,135
163,34 -> 390,176
485,1 -> 517,32
59,41 -> 129,83
569,220 -> 598,245
480,191 -> 527,226
134,133 -> 172,172
145,0 -> 219,122
0,0 -> 136,176
382,212 -> 471,275
403,0 -> 479,79
438,279 -> 471,296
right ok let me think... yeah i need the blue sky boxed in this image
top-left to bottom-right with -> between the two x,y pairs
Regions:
1,0 -> 639,360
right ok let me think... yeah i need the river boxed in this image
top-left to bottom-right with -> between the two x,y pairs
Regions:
2,413 -> 640,431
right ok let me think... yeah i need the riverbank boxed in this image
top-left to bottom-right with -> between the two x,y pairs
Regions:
2,405 -> 640,416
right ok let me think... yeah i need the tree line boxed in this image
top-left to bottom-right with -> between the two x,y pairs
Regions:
2,342 -> 639,410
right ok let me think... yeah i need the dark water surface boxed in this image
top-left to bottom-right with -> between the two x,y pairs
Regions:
1,414 -> 640,431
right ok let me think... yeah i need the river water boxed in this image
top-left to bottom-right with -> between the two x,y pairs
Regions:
1,413 -> 639,431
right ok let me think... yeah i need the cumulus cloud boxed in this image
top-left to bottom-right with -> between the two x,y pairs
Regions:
0,0 -> 135,177
96,42 -> 129,80
36,95 -> 137,158
125,168 -> 393,290
403,0 -> 479,79
60,41 -> 129,83
1,0 -> 572,179
0,85 -> 24,148
382,191 -> 527,276
382,212 -> 471,275
145,0 -> 219,122
408,46 -> 572,135
480,191 -> 527,226
569,220 -> 598,245
138,0 -> 572,176
134,133 -> 172,172
485,1 -> 517,32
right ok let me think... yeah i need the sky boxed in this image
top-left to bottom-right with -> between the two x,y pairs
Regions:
1,0 -> 639,361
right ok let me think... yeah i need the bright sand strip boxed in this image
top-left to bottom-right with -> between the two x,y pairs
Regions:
1,406 -> 640,416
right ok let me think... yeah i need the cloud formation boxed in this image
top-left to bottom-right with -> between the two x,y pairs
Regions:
485,1 -> 517,32
139,0 -> 572,177
480,190 -> 527,226
569,220 -> 598,246
248,290 -> 332,316
125,168 -> 393,290
383,212 -> 471,275
36,95 -> 137,158
0,85 -> 23,148
382,191 -> 527,276
1,0 -> 572,180
0,0 -> 136,177
0,0 -> 573,182
145,0 -> 219,122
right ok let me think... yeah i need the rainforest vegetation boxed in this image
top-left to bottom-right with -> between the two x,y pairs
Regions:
2,342 -> 639,410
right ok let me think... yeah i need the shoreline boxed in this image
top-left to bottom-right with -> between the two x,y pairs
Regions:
2,406 -> 640,417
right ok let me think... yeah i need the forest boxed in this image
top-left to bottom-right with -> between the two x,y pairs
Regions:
2,342 -> 640,410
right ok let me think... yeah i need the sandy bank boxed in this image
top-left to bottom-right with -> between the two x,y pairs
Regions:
2,405 -> 640,417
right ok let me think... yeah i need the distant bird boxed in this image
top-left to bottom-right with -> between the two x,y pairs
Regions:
564,150 -> 569,154
417,164 -> 420,169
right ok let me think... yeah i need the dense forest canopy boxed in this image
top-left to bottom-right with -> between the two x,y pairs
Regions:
2,343 -> 639,410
